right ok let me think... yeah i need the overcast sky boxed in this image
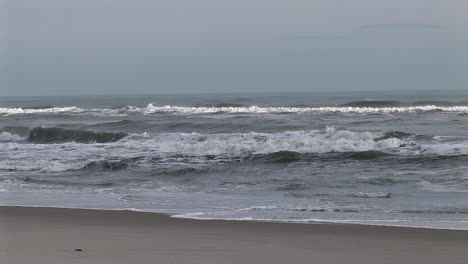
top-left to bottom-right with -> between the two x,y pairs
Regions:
1,0 -> 468,96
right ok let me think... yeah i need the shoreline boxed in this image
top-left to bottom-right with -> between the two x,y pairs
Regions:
1,206 -> 467,264
3,204 -> 468,231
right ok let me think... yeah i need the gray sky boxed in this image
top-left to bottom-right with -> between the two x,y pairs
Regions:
1,0 -> 468,96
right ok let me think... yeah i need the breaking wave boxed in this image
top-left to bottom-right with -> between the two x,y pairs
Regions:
2,103 -> 468,116
131,127 -> 405,157
0,159 -> 91,173
0,127 -> 414,174
0,158 -> 140,173
342,100 -> 468,107
0,106 -> 84,115
0,131 -> 25,142
124,104 -> 468,114
2,127 -> 468,173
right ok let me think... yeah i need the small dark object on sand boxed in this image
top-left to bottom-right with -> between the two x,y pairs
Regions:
75,249 -> 83,252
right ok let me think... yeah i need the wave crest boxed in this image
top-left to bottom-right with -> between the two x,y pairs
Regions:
27,127 -> 128,143
2,104 -> 468,116
136,104 -> 468,114
133,127 -> 404,157
0,131 -> 25,142
0,106 -> 83,115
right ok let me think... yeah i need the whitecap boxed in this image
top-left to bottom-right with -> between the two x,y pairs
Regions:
353,192 -> 392,198
2,104 -> 468,116
0,106 -> 84,115
0,132 -> 25,142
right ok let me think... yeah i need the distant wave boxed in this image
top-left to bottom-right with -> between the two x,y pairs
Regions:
0,106 -> 84,115
2,103 -> 468,116
342,100 -> 402,107
124,104 -> 468,114
195,103 -> 248,108
342,100 -> 468,107
411,101 -> 468,107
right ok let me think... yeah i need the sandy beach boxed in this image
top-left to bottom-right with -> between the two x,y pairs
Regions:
0,206 -> 467,264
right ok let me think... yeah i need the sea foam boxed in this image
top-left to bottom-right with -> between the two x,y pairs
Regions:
2,104 -> 468,116
2,127 -> 468,174
0,106 -> 83,115
131,104 -> 468,114
0,132 -> 24,142
0,128 -> 406,173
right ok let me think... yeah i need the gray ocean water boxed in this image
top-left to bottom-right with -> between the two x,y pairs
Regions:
1,91 -> 468,229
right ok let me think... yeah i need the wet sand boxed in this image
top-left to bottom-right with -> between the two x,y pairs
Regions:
0,206 -> 467,264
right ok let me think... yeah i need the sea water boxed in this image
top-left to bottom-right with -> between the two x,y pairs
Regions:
1,90 -> 468,229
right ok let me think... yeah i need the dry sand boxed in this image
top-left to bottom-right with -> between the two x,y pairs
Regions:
0,206 -> 467,264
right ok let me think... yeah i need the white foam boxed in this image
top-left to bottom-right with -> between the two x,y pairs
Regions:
171,212 -> 255,221
418,141 -> 468,155
126,128 -> 403,157
0,128 -> 405,172
132,104 -> 468,115
0,106 -> 83,115
2,127 -> 467,174
0,159 -> 92,173
238,206 -> 279,211
0,132 -> 24,142
353,192 -> 392,198
169,213 -> 468,230
2,104 -> 468,116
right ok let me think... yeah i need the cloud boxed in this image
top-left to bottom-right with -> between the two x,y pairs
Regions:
360,23 -> 447,30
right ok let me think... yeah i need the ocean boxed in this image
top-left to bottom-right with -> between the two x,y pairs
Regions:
1,90 -> 468,229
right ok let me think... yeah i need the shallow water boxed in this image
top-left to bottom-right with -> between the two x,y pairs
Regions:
1,91 -> 468,229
